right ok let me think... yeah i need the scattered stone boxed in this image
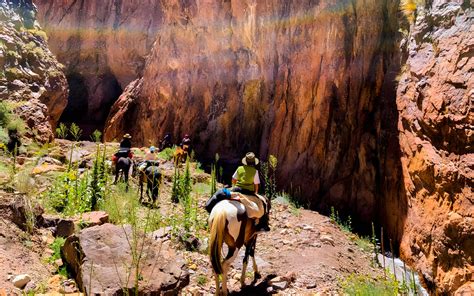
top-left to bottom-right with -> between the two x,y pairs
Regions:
38,156 -> 63,166
306,283 -> 317,289
59,279 -> 78,293
24,281 -> 36,292
12,274 -> 31,289
79,211 -> 109,227
32,164 -> 64,175
54,258 -> 63,267
320,235 -> 335,246
151,226 -> 172,240
272,280 -> 288,290
56,218 -> 75,238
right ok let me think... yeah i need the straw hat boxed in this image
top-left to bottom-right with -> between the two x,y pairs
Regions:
123,133 -> 132,139
242,152 -> 259,165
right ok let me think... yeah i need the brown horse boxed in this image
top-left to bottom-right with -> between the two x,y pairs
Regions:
208,197 -> 270,296
173,145 -> 189,165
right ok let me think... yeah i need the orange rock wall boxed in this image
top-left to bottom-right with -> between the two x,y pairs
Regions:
397,2 -> 473,294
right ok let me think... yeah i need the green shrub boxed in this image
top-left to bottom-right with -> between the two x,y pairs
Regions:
0,101 -> 11,127
157,147 -> 175,161
262,155 -> 278,199
0,127 -> 9,145
340,273 -> 399,296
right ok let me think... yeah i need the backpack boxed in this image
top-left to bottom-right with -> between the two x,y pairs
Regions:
205,188 -> 231,213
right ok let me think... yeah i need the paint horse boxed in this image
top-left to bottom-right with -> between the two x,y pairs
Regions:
208,196 -> 270,296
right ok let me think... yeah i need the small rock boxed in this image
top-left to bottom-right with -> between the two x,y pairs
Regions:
12,274 -> 31,289
272,281 -> 288,290
24,281 -> 36,292
348,247 -> 355,253
55,258 -> 63,267
56,219 -> 75,237
320,235 -> 335,246
306,283 -> 317,289
79,211 -> 109,227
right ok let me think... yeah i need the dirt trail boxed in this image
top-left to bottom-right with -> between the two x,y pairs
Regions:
177,199 -> 382,295
0,141 -> 383,295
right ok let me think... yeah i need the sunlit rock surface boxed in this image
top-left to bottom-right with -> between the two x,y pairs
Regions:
0,0 -> 68,142
103,0 -> 403,238
397,2 -> 473,294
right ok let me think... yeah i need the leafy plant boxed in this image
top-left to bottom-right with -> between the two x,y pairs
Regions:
55,123 -> 68,139
340,273 -> 399,296
262,155 -> 278,199
330,206 -> 352,232
157,147 -> 175,161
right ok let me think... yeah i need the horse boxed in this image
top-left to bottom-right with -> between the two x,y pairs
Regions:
114,157 -> 132,191
173,145 -> 189,165
138,162 -> 162,205
209,197 -> 270,296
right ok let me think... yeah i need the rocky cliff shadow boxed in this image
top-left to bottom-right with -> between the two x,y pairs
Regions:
59,71 -> 122,137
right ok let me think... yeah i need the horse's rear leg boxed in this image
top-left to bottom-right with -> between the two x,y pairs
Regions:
124,172 -> 129,192
241,244 -> 252,288
250,238 -> 261,281
221,246 -> 238,296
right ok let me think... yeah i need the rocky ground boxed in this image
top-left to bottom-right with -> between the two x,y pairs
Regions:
0,140 -> 385,295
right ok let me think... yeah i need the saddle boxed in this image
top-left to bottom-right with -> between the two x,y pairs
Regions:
206,189 -> 267,220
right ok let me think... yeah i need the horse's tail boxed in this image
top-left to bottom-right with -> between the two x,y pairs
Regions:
209,210 -> 226,275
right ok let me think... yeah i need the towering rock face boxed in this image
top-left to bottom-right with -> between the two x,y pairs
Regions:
104,0 -> 403,235
35,0 -> 163,135
397,1 -> 473,294
0,0 -> 68,142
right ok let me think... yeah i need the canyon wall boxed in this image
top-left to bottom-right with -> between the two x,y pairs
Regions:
397,1 -> 473,294
33,0 -> 473,293
35,0 -> 163,135
0,0 -> 68,142
103,0 -> 404,238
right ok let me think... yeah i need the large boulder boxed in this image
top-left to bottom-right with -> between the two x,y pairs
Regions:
62,223 -> 189,294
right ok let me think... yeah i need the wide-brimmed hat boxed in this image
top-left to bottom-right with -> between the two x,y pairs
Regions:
123,133 -> 132,139
242,152 -> 259,165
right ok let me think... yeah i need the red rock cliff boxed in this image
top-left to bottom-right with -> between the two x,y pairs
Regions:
35,0 -> 163,135
0,0 -> 68,142
397,1 -> 473,294
103,0 -> 404,237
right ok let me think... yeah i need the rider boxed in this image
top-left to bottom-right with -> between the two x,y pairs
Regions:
120,133 -> 132,149
113,134 -> 133,165
159,133 -> 173,151
180,134 -> 191,151
145,146 -> 157,161
232,152 -> 270,232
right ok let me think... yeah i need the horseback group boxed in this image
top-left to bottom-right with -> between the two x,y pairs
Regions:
112,133 -> 192,206
112,133 -> 271,295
